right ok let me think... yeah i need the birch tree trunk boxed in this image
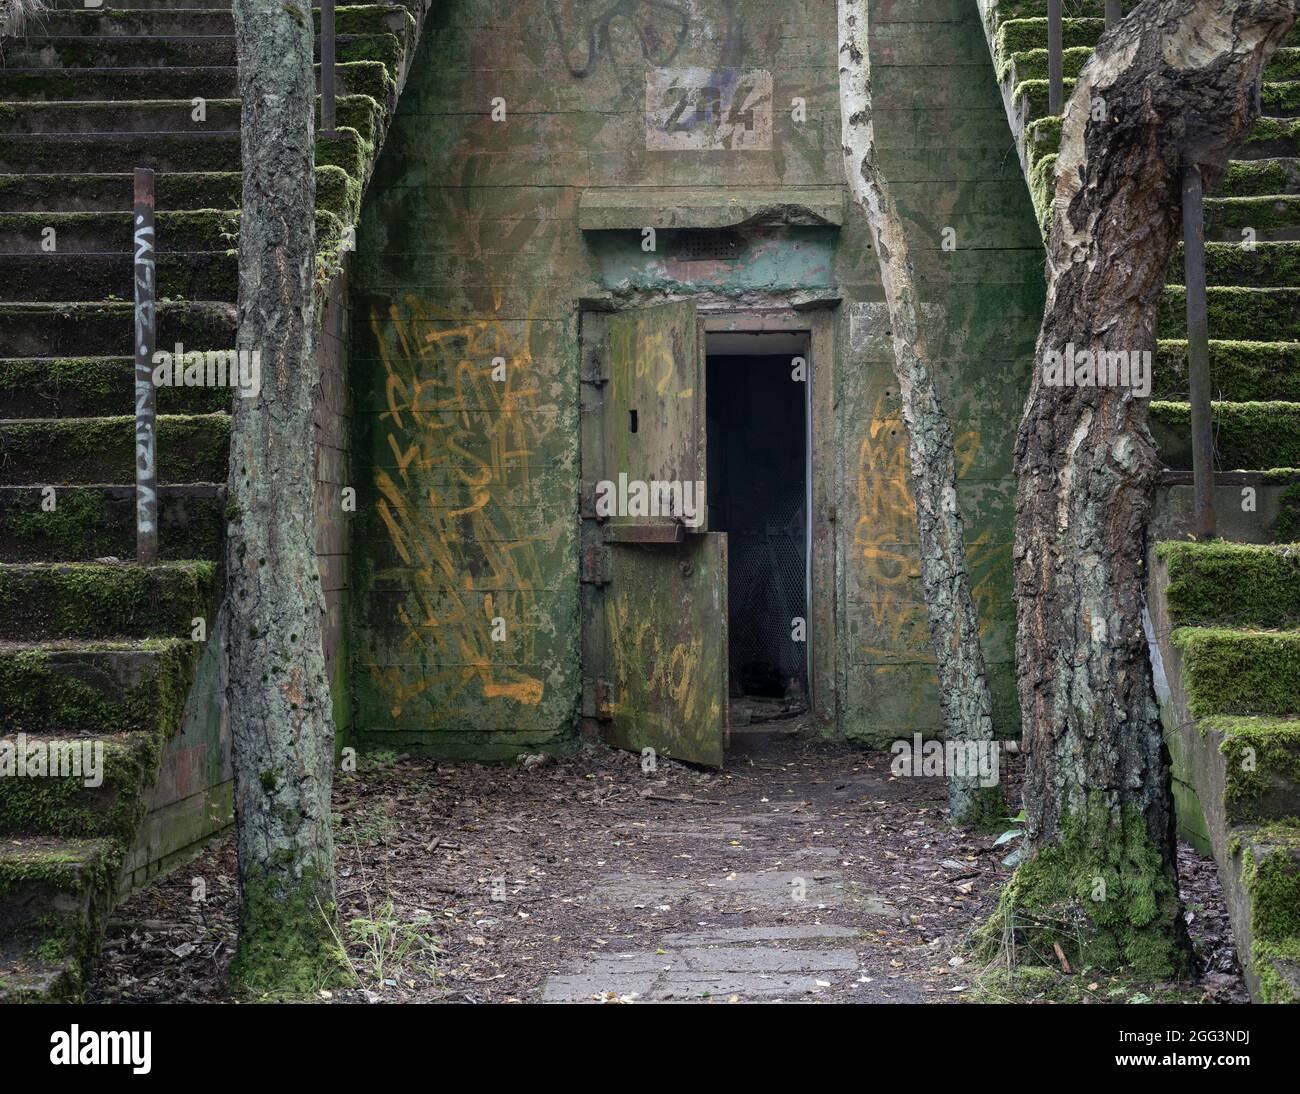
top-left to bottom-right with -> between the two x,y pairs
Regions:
838,0 -> 1001,825
226,0 -> 349,995
998,0 -> 1297,977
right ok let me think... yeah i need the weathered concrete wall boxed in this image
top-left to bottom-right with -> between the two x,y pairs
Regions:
347,0 -> 1041,753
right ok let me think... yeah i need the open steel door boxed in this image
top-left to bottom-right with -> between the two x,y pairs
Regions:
580,300 -> 729,767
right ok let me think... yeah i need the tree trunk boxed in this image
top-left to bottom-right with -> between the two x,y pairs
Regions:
226,0 -> 349,995
1001,0 -> 1297,976
838,0 -> 1002,825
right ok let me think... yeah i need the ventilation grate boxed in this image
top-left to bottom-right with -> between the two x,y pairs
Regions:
676,231 -> 745,262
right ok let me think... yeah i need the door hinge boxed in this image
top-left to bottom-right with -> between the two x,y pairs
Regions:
582,676 -> 613,720
580,543 -> 611,585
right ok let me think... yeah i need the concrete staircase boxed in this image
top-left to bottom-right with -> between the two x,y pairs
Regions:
979,0 -> 1300,1002
0,0 -> 425,1000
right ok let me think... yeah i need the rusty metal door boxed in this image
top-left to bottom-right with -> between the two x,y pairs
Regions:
580,300 -> 729,767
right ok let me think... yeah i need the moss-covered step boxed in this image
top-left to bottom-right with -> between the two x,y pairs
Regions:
0,637 -> 198,735
0,127 -> 366,177
1172,626 -> 1300,717
0,60 -> 396,111
1237,117 -> 1300,160
36,5 -> 414,41
1015,81 -> 1300,130
0,209 -> 239,254
1167,241 -> 1300,289
1207,716 -> 1300,825
1152,400 -> 1300,471
1025,115 -> 1300,166
1202,196 -> 1300,242
1002,45 -> 1300,88
0,730 -> 161,842
1154,340 -> 1300,402
0,301 -> 234,358
0,835 -> 117,1003
0,356 -> 232,418
0,413 -> 230,485
0,209 -> 345,262
0,253 -> 238,303
0,95 -> 385,144
0,560 -> 216,641
0,165 -> 354,220
0,484 -> 224,562
1217,158 -> 1300,198
1160,541 -> 1300,627
1158,286 -> 1300,341
1225,821 -> 1300,1003
994,18 -> 1106,59
0,32 -> 402,73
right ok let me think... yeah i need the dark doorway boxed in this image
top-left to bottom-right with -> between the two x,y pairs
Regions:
705,336 -> 809,720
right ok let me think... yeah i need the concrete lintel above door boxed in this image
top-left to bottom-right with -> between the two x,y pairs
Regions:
578,186 -> 846,231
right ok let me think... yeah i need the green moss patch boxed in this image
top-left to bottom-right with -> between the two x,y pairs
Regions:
975,796 -> 1186,979
1208,716 -> 1300,823
1154,338 -> 1300,400
0,561 -> 216,641
0,639 -> 198,736
1150,400 -> 1300,471
0,413 -> 230,485
1172,626 -> 1300,717
1159,541 -> 1300,627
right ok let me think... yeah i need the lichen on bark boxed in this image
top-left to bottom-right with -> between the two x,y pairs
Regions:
1003,0 -> 1300,972
226,0 -> 351,996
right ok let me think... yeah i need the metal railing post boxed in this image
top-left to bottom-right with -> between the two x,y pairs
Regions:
1105,1 -> 1122,27
1048,0 -> 1064,115
133,166 -> 159,565
321,0 -> 336,135
1181,163 -> 1217,541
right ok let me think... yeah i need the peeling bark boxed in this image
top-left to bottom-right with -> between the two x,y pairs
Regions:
1009,0 -> 1298,969
226,0 -> 348,993
838,0 -> 999,824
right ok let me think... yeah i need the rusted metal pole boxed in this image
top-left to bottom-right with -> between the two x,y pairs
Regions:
133,166 -> 159,565
320,0 -> 336,135
1048,0 -> 1063,114
1182,163 -> 1217,540
1105,1 -> 1122,27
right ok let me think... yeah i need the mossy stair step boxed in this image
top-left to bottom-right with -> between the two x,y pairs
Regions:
0,94 -> 384,142
1154,340 -> 1300,401
0,483 -> 225,561
0,835 -> 118,1002
995,18 -> 1300,59
35,5 -> 413,40
0,208 -> 238,252
0,252 -> 237,303
1207,717 -> 1300,825
0,637 -> 199,735
0,166 -> 354,218
1024,115 -> 1300,165
1218,159 -> 1300,198
0,355 -> 231,417
1158,286 -> 1300,341
0,560 -> 216,641
1152,400 -> 1300,471
0,300 -> 234,357
0,730 -> 159,841
1160,541 -> 1300,627
0,32 -> 404,74
0,127 -> 365,175
0,413 -> 231,485
1172,625 -> 1300,717
1002,47 -> 1300,89
1228,821 -> 1300,1003
1168,241 -> 1300,289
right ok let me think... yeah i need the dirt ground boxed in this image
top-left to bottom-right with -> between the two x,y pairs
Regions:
87,731 -> 1248,1004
